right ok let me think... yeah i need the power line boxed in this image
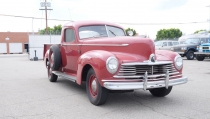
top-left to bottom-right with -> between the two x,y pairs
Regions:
0,14 -> 73,22
0,13 -> 208,25
116,21 -> 208,25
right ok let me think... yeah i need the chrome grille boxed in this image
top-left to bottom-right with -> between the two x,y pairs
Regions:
202,47 -> 209,49
115,63 -> 180,80
118,64 -> 176,76
173,47 -> 182,52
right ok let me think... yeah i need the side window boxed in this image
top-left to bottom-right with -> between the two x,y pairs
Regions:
65,29 -> 75,42
173,42 -> 179,46
168,42 -> 172,46
163,42 -> 167,46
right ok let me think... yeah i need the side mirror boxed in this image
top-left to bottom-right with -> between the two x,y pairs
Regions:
127,30 -> 133,36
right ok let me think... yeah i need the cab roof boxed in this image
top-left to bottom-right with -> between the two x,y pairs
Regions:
63,20 -> 123,29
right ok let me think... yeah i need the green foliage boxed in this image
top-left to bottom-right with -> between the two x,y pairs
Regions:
39,24 -> 62,35
125,28 -> 136,36
194,29 -> 207,34
156,28 -> 182,40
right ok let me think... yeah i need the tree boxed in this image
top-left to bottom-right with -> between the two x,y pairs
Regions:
125,28 -> 136,36
194,29 -> 207,34
156,28 -> 182,40
39,24 -> 62,35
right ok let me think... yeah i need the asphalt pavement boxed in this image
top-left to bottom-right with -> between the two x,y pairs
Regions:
0,55 -> 210,119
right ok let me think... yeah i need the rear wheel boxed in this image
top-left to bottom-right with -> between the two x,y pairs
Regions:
196,55 -> 205,61
86,68 -> 109,106
149,87 -> 172,97
48,45 -> 61,82
186,51 -> 194,60
47,60 -> 58,82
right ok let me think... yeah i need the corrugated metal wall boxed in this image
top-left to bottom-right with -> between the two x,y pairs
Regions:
28,35 -> 61,60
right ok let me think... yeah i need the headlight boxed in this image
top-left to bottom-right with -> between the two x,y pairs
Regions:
174,55 -> 183,70
106,56 -> 119,74
181,47 -> 187,50
170,47 -> 174,51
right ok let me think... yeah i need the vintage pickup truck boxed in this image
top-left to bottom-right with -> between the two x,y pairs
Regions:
43,21 -> 188,105
195,38 -> 210,61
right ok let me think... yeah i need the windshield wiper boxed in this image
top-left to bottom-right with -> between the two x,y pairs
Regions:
109,30 -> 116,36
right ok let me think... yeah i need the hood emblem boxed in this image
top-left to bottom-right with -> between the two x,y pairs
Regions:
149,54 -> 155,62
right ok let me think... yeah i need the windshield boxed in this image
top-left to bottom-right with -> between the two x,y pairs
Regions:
184,38 -> 199,44
79,25 -> 125,39
155,41 -> 162,46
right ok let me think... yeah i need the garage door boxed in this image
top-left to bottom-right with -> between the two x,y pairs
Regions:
9,43 -> 22,53
0,43 -> 7,53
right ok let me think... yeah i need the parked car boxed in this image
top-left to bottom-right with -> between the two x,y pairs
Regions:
43,21 -> 188,105
171,38 -> 209,60
155,40 -> 179,50
194,37 -> 210,61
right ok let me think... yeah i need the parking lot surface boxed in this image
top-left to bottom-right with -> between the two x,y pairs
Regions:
0,55 -> 210,119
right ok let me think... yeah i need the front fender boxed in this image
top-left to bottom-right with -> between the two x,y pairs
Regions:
77,50 -> 115,85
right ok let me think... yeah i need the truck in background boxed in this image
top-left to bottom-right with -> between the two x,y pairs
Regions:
195,35 -> 210,61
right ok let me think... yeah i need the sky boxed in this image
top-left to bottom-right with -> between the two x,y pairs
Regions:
0,0 -> 210,39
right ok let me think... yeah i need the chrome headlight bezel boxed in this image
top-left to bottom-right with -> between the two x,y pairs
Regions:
106,56 -> 119,74
174,55 -> 183,70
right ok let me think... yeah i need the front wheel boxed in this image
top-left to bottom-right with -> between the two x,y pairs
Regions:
186,51 -> 194,60
149,87 -> 172,97
86,68 -> 109,106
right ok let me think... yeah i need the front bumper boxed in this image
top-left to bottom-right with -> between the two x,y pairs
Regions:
194,52 -> 210,55
103,76 -> 188,90
175,52 -> 185,55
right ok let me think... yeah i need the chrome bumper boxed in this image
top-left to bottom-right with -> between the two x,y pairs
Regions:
176,52 -> 185,54
103,76 -> 188,90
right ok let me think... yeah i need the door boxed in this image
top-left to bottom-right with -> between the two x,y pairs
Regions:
61,28 -> 80,74
0,43 -> 7,53
9,43 -> 22,53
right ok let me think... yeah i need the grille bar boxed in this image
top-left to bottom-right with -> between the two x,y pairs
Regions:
115,63 -> 179,79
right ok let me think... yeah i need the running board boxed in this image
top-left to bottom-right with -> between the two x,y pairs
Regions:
52,71 -> 76,82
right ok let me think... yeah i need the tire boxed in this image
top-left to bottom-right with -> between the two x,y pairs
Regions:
48,64 -> 58,82
196,55 -> 205,61
48,45 -> 61,82
149,86 -> 172,97
186,51 -> 194,60
86,68 -> 109,106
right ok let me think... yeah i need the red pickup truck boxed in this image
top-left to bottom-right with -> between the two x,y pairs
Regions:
43,21 -> 188,105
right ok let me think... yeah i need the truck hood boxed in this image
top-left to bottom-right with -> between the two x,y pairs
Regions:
201,43 -> 210,46
172,44 -> 199,48
81,36 -> 155,62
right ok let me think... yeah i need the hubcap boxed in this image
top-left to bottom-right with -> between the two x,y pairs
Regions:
190,53 -> 193,59
89,75 -> 98,98
91,80 -> 97,92
50,53 -> 54,68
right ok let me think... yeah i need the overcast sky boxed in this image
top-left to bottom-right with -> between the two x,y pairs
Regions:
0,0 -> 210,39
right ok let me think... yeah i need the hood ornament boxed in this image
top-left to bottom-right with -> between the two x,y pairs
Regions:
149,54 -> 155,62
143,54 -> 156,63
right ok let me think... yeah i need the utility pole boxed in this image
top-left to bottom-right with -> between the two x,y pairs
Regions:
39,0 -> 53,34
207,5 -> 210,41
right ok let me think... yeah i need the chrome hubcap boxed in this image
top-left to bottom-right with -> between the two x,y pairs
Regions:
91,79 -> 97,92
